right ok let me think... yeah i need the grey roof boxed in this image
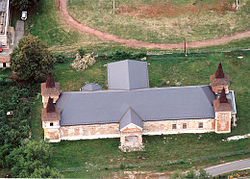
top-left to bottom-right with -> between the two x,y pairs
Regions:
225,90 -> 237,114
107,60 -> 149,90
81,83 -> 102,91
119,107 -> 143,130
56,85 -> 216,126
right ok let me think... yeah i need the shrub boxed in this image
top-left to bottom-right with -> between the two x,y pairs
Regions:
108,50 -> 147,60
71,53 -> 96,71
53,54 -> 66,64
78,48 -> 86,58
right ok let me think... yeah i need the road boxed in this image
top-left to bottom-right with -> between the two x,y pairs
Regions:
205,158 -> 250,176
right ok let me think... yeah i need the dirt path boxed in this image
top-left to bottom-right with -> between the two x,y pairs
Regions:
58,0 -> 250,50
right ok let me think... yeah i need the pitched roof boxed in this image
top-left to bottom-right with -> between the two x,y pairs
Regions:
219,88 -> 228,103
215,63 -> 224,78
56,85 -> 216,126
47,97 -> 55,113
46,73 -> 55,88
42,98 -> 61,121
120,107 -> 143,130
210,74 -> 229,87
107,60 -> 149,90
213,88 -> 233,112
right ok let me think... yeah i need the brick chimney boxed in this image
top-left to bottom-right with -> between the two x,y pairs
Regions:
41,73 -> 60,107
210,63 -> 229,94
41,97 -> 61,142
213,88 -> 232,133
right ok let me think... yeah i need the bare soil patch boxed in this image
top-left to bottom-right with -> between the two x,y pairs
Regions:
117,0 -> 234,19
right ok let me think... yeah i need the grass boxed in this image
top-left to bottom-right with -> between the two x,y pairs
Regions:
28,51 -> 250,177
24,0 -> 138,54
23,0 -> 250,55
67,0 -> 250,43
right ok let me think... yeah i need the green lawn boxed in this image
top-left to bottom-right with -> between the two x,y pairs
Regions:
23,0 -> 250,55
29,51 -> 250,177
25,0 -> 137,54
67,0 -> 250,43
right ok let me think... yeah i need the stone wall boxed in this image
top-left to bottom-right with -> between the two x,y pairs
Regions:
44,128 -> 60,142
60,123 -> 120,140
143,119 -> 215,135
215,112 -> 231,133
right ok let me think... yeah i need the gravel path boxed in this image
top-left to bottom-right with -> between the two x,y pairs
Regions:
58,0 -> 250,50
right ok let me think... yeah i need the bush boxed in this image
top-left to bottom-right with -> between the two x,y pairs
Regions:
78,47 -> 86,58
53,54 -> 66,64
6,140 -> 61,178
108,50 -> 147,60
10,35 -> 56,83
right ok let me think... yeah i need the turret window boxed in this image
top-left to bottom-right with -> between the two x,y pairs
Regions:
50,122 -> 54,126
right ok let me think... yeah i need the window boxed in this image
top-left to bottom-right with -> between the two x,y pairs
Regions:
50,122 -> 53,126
183,123 -> 187,129
198,122 -> 203,128
172,124 -> 177,129
3,63 -> 6,67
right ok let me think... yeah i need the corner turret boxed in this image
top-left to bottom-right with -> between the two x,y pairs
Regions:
41,97 -> 61,142
41,73 -> 60,107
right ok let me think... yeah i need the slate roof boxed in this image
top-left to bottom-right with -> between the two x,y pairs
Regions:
120,107 -> 143,130
81,83 -> 102,91
107,60 -> 149,90
56,85 -> 216,126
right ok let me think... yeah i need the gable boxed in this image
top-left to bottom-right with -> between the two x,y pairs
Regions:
119,107 -> 143,131
120,123 -> 142,132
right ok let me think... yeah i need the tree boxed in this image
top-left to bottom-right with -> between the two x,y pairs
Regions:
10,35 -> 55,83
6,140 -> 61,178
10,0 -> 38,11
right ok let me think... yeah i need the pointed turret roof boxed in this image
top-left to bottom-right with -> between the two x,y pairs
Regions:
215,63 -> 224,78
219,88 -> 228,103
46,73 -> 55,88
46,97 -> 55,113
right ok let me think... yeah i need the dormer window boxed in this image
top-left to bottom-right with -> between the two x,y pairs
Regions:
50,122 -> 53,126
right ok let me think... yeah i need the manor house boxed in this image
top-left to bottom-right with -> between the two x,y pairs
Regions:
41,60 -> 237,151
